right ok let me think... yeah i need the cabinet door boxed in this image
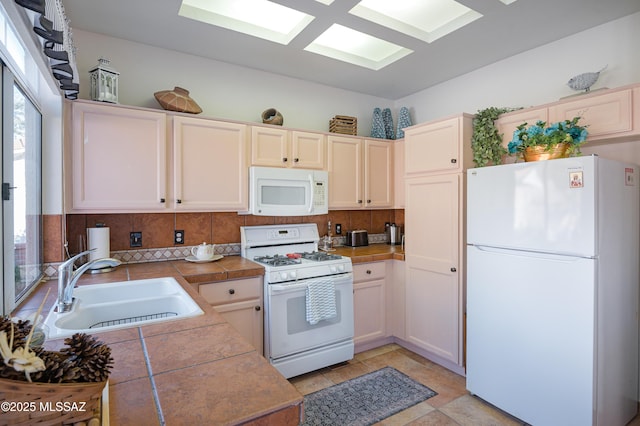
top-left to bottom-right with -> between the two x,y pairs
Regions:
394,139 -> 405,208
548,89 -> 634,141
251,126 -> 289,167
214,299 -> 264,354
173,117 -> 248,211
405,117 -> 461,175
327,135 -> 362,209
70,102 -> 168,211
364,139 -> 393,208
495,107 -> 548,164
291,131 -> 325,169
405,173 -> 461,365
354,279 -> 386,345
353,262 -> 387,347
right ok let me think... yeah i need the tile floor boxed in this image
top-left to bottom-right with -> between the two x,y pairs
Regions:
289,344 -> 640,426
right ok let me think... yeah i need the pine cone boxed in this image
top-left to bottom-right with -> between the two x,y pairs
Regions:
60,333 -> 113,383
29,348 -> 76,383
0,316 -> 33,350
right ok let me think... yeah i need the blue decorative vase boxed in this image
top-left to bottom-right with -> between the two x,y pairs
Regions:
371,108 -> 385,138
382,108 -> 395,140
396,107 -> 412,139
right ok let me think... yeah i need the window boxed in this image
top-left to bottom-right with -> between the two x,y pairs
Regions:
2,65 -> 43,314
0,2 -> 45,315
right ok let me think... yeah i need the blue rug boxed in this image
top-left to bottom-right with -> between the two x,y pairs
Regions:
302,367 -> 437,426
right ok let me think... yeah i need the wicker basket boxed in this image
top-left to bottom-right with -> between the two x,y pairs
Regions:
0,378 -> 105,426
329,115 -> 357,135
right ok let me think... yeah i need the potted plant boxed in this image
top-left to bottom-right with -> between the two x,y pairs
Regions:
507,116 -> 588,162
471,107 -> 519,167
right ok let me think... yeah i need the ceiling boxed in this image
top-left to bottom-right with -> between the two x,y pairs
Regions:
61,0 -> 640,100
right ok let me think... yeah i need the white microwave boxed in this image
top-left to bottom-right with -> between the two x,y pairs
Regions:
249,166 -> 328,216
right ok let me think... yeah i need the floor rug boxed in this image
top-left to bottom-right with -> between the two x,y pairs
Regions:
301,366 -> 437,426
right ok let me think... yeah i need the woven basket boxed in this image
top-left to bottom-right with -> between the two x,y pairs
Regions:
0,378 -> 105,426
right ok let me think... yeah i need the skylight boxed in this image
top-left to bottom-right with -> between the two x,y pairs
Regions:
349,0 -> 483,43
178,0 -> 314,45
304,24 -> 413,70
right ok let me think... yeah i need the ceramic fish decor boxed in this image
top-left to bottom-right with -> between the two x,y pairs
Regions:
567,65 -> 607,92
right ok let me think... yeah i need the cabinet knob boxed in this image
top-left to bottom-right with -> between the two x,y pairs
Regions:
228,289 -> 235,295
358,200 -> 363,204
450,267 -> 457,272
177,199 -> 182,204
160,198 -> 165,203
294,158 -> 299,162
366,270 -> 372,274
451,159 -> 457,164
367,199 -> 371,204
255,306 -> 261,311
283,157 -> 288,162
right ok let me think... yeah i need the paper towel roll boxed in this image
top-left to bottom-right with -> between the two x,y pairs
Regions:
87,227 -> 110,261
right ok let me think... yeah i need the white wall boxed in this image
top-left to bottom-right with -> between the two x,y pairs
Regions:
396,11 -> 640,124
71,29 -> 394,136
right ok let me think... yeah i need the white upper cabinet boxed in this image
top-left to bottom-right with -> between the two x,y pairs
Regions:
251,126 -> 325,169
66,101 -> 248,213
67,101 -> 168,212
404,114 -> 473,175
327,135 -> 393,209
172,116 -> 248,211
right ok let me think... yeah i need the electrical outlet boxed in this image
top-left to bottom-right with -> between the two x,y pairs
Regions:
174,230 -> 185,245
130,231 -> 142,247
335,223 -> 342,235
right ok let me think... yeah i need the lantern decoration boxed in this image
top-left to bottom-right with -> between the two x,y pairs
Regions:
89,58 -> 119,103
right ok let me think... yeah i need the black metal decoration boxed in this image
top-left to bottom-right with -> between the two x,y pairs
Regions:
13,0 -> 79,99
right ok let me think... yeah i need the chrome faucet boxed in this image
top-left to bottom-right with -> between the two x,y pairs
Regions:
57,249 -> 120,313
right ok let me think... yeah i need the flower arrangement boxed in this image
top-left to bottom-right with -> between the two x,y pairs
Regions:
508,116 -> 588,158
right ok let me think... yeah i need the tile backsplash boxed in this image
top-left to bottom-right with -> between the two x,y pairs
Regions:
63,209 -> 404,256
41,210 -> 404,278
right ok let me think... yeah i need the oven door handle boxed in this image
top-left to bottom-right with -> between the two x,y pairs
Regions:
270,281 -> 312,293
270,274 -> 353,294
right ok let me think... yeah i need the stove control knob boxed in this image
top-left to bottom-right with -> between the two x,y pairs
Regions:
338,264 -> 345,272
279,271 -> 289,280
330,266 -> 337,273
290,271 -> 297,279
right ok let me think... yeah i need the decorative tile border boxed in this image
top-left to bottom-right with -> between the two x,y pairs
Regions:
42,243 -> 241,280
42,235 -> 391,280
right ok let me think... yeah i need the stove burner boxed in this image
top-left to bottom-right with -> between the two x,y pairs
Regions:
297,251 -> 343,262
253,254 -> 301,266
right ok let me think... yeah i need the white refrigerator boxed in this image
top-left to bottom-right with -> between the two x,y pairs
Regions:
466,156 -> 639,426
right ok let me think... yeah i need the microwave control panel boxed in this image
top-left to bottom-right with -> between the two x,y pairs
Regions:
314,181 -> 326,208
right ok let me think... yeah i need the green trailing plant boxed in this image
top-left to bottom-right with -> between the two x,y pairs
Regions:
471,107 -> 520,167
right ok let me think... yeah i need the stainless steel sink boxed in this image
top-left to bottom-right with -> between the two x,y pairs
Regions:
43,277 -> 204,339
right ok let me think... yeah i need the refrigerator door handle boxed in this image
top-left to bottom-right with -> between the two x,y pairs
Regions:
469,244 -> 593,261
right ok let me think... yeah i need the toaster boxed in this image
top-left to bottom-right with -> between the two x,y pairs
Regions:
345,230 -> 369,247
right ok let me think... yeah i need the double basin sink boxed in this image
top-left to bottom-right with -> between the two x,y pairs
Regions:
43,277 -> 205,339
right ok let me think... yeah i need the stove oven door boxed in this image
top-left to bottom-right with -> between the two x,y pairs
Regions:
265,273 -> 354,360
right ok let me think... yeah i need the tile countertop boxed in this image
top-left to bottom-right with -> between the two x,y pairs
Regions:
11,245 -> 403,425
12,258 -> 302,426
332,243 -> 405,263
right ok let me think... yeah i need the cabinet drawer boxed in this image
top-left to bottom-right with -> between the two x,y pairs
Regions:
353,262 -> 386,282
199,277 -> 262,306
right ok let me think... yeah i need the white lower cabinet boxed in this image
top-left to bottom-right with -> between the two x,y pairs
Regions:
353,262 -> 387,347
199,277 -> 263,354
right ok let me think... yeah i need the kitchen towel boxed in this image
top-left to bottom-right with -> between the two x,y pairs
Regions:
305,278 -> 338,325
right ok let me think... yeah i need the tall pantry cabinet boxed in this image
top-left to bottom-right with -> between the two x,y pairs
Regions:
402,114 -> 474,374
